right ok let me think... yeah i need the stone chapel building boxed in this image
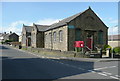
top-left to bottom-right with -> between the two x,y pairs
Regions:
44,7 -> 108,51
31,23 -> 50,48
21,24 -> 32,47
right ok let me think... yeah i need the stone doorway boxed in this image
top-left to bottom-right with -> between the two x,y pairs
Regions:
86,35 -> 93,50
26,37 -> 31,47
28,38 -> 31,46
85,31 -> 95,50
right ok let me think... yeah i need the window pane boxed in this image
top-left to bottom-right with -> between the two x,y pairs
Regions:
59,30 -> 63,42
53,32 -> 56,42
45,34 -> 47,43
49,33 -> 52,41
75,29 -> 81,41
98,31 -> 103,44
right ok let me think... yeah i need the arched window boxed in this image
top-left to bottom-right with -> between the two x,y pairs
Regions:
49,33 -> 52,42
98,30 -> 103,44
59,30 -> 63,42
45,34 -> 47,43
75,28 -> 81,41
53,32 -> 56,42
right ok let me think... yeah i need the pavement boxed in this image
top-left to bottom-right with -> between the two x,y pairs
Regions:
5,45 -> 120,62
61,57 -> 120,62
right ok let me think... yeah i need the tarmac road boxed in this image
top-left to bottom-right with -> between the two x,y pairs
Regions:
1,45 -> 119,81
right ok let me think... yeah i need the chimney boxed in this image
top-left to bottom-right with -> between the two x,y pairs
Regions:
10,31 -> 12,34
4,32 -> 6,34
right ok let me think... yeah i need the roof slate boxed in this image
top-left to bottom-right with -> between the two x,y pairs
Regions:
45,8 -> 89,31
24,25 -> 32,32
34,24 -> 50,32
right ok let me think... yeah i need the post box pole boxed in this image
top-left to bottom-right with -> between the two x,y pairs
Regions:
82,48 -> 83,53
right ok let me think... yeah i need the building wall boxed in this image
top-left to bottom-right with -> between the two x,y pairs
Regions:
19,35 -> 22,42
108,41 -> 120,48
31,26 -> 45,48
45,25 -> 68,51
45,30 -> 52,49
21,34 -> 26,46
21,27 -> 31,47
9,33 -> 19,42
68,8 -> 108,51
45,9 -> 108,51
21,27 -> 26,46
31,27 -> 37,48
36,32 -> 44,48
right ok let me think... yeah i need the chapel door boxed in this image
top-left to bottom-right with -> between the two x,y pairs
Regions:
28,38 -> 31,46
86,36 -> 93,50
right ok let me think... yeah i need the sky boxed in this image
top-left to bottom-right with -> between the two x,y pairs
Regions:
1,2 -> 118,35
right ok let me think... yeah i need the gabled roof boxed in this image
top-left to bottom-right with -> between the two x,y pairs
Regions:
33,23 -> 50,32
45,7 -> 90,31
2,33 -> 19,39
3,34 -> 9,38
0,33 -> 4,37
23,24 -> 32,33
45,7 -> 108,31
9,33 -> 19,37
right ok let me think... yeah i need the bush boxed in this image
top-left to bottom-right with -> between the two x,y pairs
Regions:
113,47 -> 120,55
1,42 -> 5,44
103,45 -> 112,50
5,40 -> 13,42
74,47 -> 82,52
103,45 -> 112,53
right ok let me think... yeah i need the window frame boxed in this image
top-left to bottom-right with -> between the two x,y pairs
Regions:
75,28 -> 81,41
59,30 -> 63,42
53,32 -> 56,42
98,30 -> 103,44
45,34 -> 47,43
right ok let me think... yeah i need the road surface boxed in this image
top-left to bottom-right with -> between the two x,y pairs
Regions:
1,45 -> 119,81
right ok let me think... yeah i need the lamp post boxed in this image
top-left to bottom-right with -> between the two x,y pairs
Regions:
111,27 -> 114,58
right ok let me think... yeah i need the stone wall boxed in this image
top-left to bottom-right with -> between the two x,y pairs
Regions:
21,34 -> 26,46
45,26 -> 68,51
108,41 -> 120,48
68,8 -> 108,51
31,27 -> 37,48
36,32 -> 44,48
9,33 -> 19,42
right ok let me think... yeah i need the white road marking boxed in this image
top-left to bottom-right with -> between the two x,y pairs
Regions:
115,75 -> 120,78
88,70 -> 96,73
110,76 -> 120,80
60,62 -> 64,64
102,72 -> 112,75
109,66 -> 117,68
98,73 -> 108,76
94,66 -> 117,70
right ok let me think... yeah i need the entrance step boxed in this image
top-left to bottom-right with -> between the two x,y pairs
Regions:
85,51 -> 101,58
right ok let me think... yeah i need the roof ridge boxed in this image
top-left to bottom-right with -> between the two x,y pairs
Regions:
34,23 -> 50,27
46,8 -> 90,31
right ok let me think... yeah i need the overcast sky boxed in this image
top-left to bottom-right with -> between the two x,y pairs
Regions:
1,2 -> 118,35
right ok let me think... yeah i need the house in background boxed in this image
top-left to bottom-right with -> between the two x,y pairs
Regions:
8,32 -> 19,42
44,7 -> 108,51
21,24 -> 32,47
0,33 -> 4,43
31,23 -> 50,48
108,34 -> 120,48
1,31 -> 19,42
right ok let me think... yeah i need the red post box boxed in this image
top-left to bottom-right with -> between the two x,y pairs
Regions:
74,41 -> 84,48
